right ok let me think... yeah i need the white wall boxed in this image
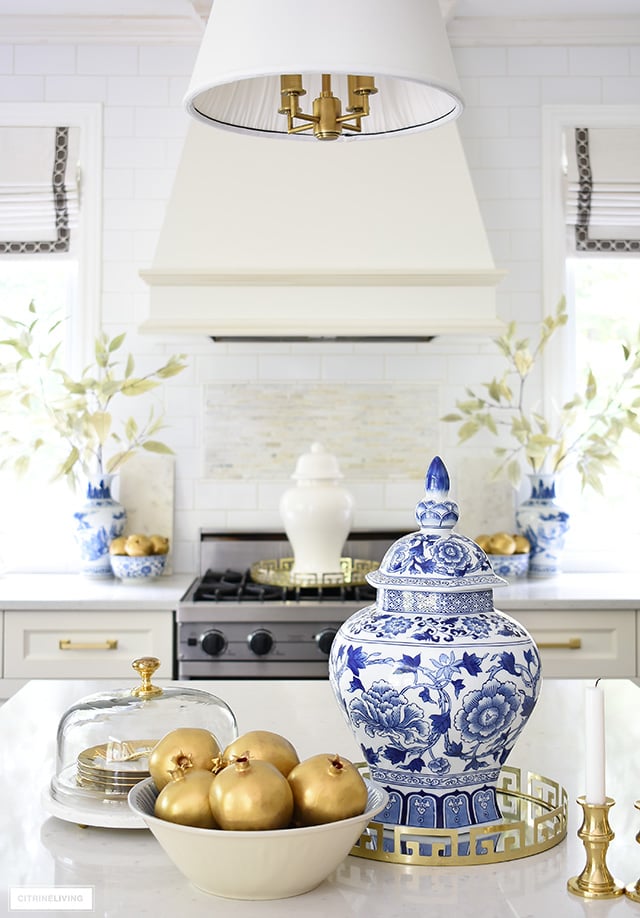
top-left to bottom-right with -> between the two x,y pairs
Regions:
2,39 -> 639,572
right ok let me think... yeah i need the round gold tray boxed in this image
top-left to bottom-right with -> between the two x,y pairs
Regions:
350,766 -> 567,866
250,557 -> 379,588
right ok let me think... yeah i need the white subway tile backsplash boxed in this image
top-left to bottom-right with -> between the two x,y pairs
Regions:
508,107 -> 541,138
473,76 -> 540,107
453,47 -> 508,77
540,76 -> 602,104
103,107 -> 135,137
0,45 -> 13,73
77,44 -> 138,75
321,355 -> 385,380
458,106 -> 509,138
0,75 -> 43,100
507,47 -> 568,76
569,46 -> 630,76
135,107 -> 187,138
134,167 -> 176,199
104,137 -> 169,169
509,168 -> 541,200
15,44 -> 75,74
258,354 -> 322,380
46,74 -> 106,102
602,76 -> 640,103
103,198 -> 166,231
139,45 -> 197,76
103,167 -> 135,200
107,75 -> 169,106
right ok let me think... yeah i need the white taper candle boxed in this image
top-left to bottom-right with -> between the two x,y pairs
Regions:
584,681 -> 606,805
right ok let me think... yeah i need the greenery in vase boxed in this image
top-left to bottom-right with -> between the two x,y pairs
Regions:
441,298 -> 640,493
0,300 -> 187,487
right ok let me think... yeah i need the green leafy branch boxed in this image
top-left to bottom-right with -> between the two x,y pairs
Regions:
0,301 -> 187,488
441,297 -> 640,492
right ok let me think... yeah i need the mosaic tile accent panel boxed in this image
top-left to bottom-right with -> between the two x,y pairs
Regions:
203,382 -> 440,479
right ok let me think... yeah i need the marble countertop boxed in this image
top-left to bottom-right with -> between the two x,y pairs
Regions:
0,571 -> 637,612
0,573 -> 195,609
1,677 -> 639,917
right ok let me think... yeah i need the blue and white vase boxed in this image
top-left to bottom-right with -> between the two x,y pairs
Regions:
329,456 -> 542,832
72,474 -> 127,578
515,473 -> 569,578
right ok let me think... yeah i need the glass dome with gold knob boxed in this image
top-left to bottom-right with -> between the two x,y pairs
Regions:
45,657 -> 238,828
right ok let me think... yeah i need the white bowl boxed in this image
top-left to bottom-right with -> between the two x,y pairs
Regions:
128,776 -> 388,900
109,553 -> 167,581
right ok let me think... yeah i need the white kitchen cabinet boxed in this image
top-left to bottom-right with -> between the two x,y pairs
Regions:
508,608 -> 636,679
3,609 -> 173,680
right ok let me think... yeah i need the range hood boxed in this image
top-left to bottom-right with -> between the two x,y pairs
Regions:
140,121 -> 505,340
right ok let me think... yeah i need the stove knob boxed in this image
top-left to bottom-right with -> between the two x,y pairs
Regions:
316,628 -> 338,655
248,629 -> 273,656
201,630 -> 226,657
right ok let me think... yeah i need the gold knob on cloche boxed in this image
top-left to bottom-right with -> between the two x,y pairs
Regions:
131,657 -> 163,698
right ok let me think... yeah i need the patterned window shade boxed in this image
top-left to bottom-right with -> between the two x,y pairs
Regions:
565,126 -> 640,254
0,125 -> 80,254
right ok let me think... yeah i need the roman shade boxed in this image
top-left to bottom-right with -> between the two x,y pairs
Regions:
566,126 -> 640,254
0,125 -> 80,254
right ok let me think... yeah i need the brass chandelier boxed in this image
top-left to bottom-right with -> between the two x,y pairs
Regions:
279,74 -> 377,141
183,0 -> 464,143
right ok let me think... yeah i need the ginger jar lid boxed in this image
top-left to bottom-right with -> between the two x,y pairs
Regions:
291,442 -> 344,480
367,456 -> 506,594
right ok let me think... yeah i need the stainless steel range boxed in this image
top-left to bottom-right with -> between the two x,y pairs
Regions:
176,530 -> 403,679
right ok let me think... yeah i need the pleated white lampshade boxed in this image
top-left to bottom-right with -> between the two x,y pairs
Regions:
183,0 -> 464,140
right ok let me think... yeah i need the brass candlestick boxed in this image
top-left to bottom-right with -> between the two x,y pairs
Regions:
625,800 -> 640,902
567,796 -> 624,899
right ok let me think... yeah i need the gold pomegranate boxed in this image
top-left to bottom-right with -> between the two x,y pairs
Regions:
287,753 -> 368,826
154,767 -> 216,828
487,532 -> 517,555
513,534 -> 531,554
209,755 -> 294,830
149,727 -> 221,791
223,729 -> 299,777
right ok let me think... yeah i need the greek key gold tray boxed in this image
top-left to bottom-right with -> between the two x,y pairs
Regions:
250,557 -> 378,588
350,766 -> 567,867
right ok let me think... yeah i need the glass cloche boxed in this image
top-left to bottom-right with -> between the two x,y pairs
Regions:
45,657 -> 238,828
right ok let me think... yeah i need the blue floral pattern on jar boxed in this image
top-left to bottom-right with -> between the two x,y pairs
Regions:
328,456 -> 542,831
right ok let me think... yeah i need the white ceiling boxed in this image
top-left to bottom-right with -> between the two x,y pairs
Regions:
1,0 -> 639,44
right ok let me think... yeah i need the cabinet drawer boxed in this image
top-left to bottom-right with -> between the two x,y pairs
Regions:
508,609 -> 635,679
4,610 -> 173,679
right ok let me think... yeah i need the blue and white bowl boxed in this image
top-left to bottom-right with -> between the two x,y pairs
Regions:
110,553 -> 167,582
488,553 -> 529,580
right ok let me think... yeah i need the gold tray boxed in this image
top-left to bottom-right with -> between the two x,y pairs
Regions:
350,766 -> 567,867
250,557 -> 379,588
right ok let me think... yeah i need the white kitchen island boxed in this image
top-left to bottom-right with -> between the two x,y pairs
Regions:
1,677 -> 640,918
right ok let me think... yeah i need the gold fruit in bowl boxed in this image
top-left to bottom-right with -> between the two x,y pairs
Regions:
154,767 -> 216,828
474,534 -> 492,552
487,532 -> 517,555
223,730 -> 300,778
125,534 -> 153,557
209,756 -> 294,830
149,534 -> 170,555
513,534 -> 531,554
287,753 -> 368,827
109,536 -> 128,555
149,727 -> 222,791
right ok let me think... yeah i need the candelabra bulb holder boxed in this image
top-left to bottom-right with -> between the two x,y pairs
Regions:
625,799 -> 640,902
567,796 -> 624,899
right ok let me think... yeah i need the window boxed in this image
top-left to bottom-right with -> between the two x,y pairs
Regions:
0,103 -> 101,572
543,106 -> 640,571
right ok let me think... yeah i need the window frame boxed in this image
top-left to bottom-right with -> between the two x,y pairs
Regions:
542,104 -> 640,570
0,101 -> 102,370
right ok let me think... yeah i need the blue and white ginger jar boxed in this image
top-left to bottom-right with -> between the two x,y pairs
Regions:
72,474 -> 127,578
328,456 -> 542,831
515,473 -> 569,578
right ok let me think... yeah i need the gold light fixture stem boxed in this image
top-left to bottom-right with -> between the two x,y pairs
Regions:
567,797 -> 624,899
278,72 -> 377,140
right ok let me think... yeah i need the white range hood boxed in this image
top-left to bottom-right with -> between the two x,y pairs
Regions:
140,120 -> 505,340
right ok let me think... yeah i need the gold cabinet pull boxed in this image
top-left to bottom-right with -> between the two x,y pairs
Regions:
59,639 -> 119,651
536,637 -> 582,650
